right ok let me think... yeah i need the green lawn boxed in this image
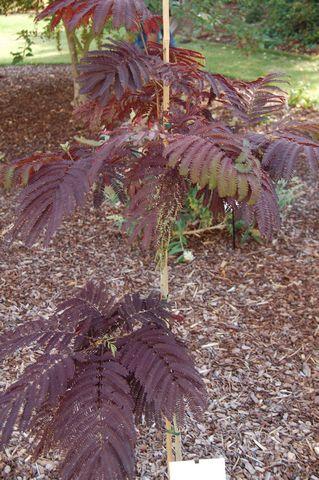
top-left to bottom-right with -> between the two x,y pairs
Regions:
0,14 -> 71,64
190,39 -> 319,105
1,14 -> 319,104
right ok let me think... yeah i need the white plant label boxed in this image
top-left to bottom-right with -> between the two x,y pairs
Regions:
169,458 -> 226,479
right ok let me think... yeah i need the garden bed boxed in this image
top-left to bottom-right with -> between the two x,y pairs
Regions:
0,66 -> 318,479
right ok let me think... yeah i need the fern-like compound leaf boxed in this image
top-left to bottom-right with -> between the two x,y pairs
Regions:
254,174 -> 281,238
118,292 -> 172,329
0,147 -> 90,191
55,281 -> 118,347
1,153 -> 60,191
165,131 -> 262,205
9,156 -> 92,247
0,317 -> 75,363
119,325 -> 207,425
234,174 -> 280,239
0,281 -> 114,362
75,86 -> 159,130
147,42 -> 205,68
37,0 -> 152,33
78,40 -> 154,105
0,283 -> 206,479
0,352 -> 75,445
0,318 -> 48,362
231,73 -> 287,125
263,125 -> 319,180
263,139 -> 303,180
35,353 -> 136,480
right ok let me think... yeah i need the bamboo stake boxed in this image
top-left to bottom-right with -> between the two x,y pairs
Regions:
173,416 -> 182,461
160,0 -> 175,464
161,0 -> 174,466
161,0 -> 182,467
160,250 -> 169,299
160,252 -> 174,464
162,0 -> 170,114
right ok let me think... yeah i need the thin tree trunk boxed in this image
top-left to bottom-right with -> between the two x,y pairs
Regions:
160,250 -> 174,464
161,0 -> 183,468
162,0 -> 170,113
161,0 -> 174,466
63,21 -> 82,106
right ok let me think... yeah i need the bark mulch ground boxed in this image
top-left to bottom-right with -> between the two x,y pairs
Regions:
0,66 -> 318,480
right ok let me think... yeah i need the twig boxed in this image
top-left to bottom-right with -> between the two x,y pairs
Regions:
74,135 -> 104,147
183,223 -> 226,236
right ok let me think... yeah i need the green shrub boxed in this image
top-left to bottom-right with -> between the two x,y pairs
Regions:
239,0 -> 319,49
167,178 -> 304,254
169,187 -> 213,263
288,82 -> 318,109
176,0 -> 319,51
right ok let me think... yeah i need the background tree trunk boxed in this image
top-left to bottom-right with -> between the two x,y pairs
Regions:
63,21 -> 82,106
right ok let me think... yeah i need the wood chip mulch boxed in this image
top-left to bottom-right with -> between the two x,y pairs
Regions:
0,66 -> 318,480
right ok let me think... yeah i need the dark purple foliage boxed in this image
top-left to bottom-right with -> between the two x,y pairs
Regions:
0,282 -> 207,480
2,3 -> 319,479
37,0 -> 153,33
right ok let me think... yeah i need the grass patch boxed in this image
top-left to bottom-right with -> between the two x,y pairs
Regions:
0,14 -> 71,64
1,14 -> 318,104
189,39 -> 319,105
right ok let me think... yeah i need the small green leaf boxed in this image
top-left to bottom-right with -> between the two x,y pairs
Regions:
169,243 -> 184,255
176,253 -> 186,264
109,343 -> 117,357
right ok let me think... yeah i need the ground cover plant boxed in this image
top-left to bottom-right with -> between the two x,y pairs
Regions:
1,0 -> 319,479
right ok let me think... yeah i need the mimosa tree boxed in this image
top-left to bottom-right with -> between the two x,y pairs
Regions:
1,0 -> 319,479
